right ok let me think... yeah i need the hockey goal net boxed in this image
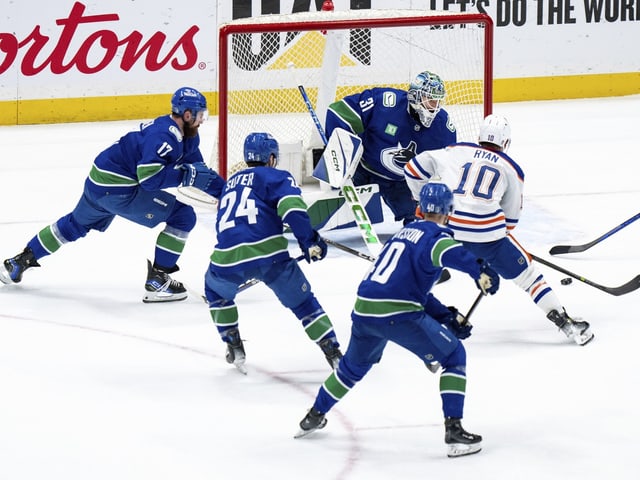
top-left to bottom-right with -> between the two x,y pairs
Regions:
215,9 -> 493,180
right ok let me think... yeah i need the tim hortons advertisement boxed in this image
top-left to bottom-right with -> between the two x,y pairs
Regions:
0,1 -> 217,102
0,0 -> 638,124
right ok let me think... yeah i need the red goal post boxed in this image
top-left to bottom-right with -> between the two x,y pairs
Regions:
216,9 -> 493,180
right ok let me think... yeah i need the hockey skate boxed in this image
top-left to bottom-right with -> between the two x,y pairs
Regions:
444,417 -> 482,458
225,328 -> 247,374
0,247 -> 40,285
547,308 -> 594,346
143,260 -> 187,303
294,407 -> 327,438
319,337 -> 343,369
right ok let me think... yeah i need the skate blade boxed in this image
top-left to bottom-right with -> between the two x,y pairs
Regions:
447,442 -> 482,458
0,265 -> 14,285
293,419 -> 327,439
575,331 -> 595,346
142,291 -> 188,303
234,362 -> 248,375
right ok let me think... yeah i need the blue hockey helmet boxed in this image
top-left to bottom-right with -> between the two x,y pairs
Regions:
408,71 -> 445,128
419,181 -> 454,216
171,87 -> 207,118
244,132 -> 279,165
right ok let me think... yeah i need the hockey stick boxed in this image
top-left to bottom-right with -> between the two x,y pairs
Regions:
530,253 -> 640,296
549,212 -> 640,255
236,254 -> 306,293
298,85 -> 383,257
322,237 -> 376,262
322,236 -> 451,284
426,291 -> 483,372
463,291 -> 485,324
298,85 -> 328,144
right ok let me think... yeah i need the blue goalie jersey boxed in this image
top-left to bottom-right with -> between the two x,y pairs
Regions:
325,88 -> 457,181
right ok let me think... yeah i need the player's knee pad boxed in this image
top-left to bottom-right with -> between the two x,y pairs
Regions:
336,355 -> 372,386
166,201 -> 196,232
291,296 -> 323,321
58,213 -> 92,241
513,263 -> 543,291
440,342 -> 467,372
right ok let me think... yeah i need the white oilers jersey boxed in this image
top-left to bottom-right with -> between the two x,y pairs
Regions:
405,142 -> 525,242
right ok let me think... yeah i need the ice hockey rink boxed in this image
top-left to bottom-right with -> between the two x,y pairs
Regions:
1,95 -> 639,480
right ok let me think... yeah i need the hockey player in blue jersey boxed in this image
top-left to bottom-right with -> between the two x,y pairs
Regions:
204,132 -> 343,374
0,87 -> 224,303
324,71 -> 456,225
295,182 -> 500,458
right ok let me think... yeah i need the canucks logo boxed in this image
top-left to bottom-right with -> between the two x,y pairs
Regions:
380,141 -> 417,176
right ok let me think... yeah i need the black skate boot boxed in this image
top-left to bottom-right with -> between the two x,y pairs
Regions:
294,407 -> 327,438
224,328 -> 247,374
319,337 -> 343,369
445,417 -> 482,457
547,308 -> 594,346
0,247 -> 40,285
143,260 -> 187,303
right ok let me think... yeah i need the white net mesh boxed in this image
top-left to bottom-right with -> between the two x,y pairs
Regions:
215,9 -> 492,179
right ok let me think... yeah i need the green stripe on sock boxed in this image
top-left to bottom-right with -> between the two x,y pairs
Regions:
37,226 -> 63,253
440,373 -> 466,394
157,231 -> 186,255
323,372 -> 350,400
304,314 -> 334,342
210,305 -> 238,327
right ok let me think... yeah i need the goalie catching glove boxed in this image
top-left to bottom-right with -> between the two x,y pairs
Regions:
298,231 -> 328,263
181,162 -> 220,192
475,260 -> 500,295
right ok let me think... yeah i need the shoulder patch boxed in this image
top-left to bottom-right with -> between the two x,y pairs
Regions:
382,91 -> 397,107
169,125 -> 183,142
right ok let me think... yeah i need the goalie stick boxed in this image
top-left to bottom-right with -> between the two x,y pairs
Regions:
530,253 -> 640,296
322,237 -> 451,284
549,212 -> 640,255
298,84 -> 383,257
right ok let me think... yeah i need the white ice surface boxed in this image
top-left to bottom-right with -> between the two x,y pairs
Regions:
1,96 -> 639,480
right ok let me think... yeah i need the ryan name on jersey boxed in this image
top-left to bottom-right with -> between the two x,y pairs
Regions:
473,148 -> 502,163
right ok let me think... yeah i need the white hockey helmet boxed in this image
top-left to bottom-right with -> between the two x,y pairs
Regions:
407,71 -> 446,128
478,114 -> 511,152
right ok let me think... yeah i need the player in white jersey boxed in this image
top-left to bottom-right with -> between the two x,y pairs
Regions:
404,114 -> 594,346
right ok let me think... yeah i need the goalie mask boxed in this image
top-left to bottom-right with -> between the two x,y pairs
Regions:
419,182 -> 454,216
171,87 -> 208,122
479,114 -> 511,152
244,132 -> 279,166
407,71 -> 446,128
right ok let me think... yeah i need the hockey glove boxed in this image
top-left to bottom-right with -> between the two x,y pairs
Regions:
475,260 -> 500,295
300,231 -> 328,263
442,306 -> 473,339
181,162 -> 219,192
